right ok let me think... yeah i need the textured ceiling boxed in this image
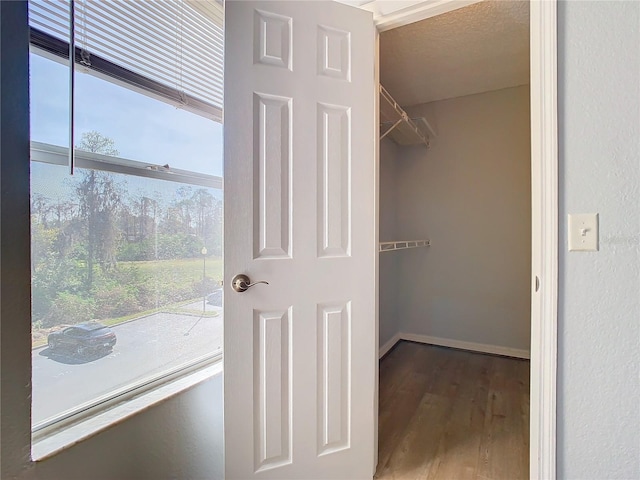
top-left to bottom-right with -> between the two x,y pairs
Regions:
380,1 -> 530,107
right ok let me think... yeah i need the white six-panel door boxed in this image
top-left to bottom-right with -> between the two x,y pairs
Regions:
224,1 -> 376,478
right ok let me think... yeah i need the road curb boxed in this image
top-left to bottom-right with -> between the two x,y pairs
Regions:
32,305 -> 222,351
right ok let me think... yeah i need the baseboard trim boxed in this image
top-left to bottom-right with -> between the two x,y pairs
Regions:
378,332 -> 402,359
400,333 -> 530,359
378,332 -> 530,360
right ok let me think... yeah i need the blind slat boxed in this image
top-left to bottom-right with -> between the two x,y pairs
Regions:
149,0 -> 224,54
73,30 -> 224,100
121,0 -> 224,67
30,17 -> 68,37
89,3 -> 223,75
29,0 -> 224,117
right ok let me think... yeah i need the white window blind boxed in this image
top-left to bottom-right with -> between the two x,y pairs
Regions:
29,0 -> 223,121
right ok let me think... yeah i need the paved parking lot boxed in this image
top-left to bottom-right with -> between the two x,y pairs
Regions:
32,309 -> 223,425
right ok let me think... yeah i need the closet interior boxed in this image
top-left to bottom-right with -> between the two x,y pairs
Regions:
378,85 -> 433,253
376,2 -> 532,478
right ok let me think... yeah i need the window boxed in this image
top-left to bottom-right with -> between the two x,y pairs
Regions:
29,0 -> 224,435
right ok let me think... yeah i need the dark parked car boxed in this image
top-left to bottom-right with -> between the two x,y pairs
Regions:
47,321 -> 117,355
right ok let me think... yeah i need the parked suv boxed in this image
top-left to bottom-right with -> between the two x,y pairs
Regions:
48,321 -> 117,355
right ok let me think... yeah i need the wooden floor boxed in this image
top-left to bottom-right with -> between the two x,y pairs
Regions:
376,341 -> 530,480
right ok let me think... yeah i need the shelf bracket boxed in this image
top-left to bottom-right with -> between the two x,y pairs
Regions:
379,84 -> 430,148
380,118 -> 403,140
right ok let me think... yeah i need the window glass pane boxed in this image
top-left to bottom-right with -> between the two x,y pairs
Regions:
30,52 -> 223,427
30,53 -> 69,148
31,162 -> 223,425
75,70 -> 223,176
30,52 -> 223,176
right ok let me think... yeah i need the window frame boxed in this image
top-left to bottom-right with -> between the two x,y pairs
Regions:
28,13 -> 225,442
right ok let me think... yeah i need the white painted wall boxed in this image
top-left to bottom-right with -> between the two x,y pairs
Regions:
391,86 -> 532,352
557,1 -> 640,478
27,377 -> 223,480
379,138 -> 401,349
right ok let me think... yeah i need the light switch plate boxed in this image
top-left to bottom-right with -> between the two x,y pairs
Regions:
568,213 -> 599,251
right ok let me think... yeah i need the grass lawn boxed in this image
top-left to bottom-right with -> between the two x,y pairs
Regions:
32,257 -> 224,349
126,256 -> 223,285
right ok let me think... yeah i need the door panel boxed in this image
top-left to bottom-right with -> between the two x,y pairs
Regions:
253,93 -> 292,259
253,307 -> 292,471
224,2 -> 375,478
317,103 -> 351,258
317,301 -> 351,455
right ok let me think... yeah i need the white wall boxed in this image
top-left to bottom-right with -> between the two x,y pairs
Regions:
557,1 -> 640,478
26,377 -> 223,480
378,138 -> 401,349
392,86 -> 532,352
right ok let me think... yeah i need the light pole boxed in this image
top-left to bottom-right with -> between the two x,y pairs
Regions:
201,246 -> 207,315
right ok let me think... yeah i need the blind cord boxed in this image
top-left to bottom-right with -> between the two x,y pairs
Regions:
79,0 -> 91,67
177,0 -> 185,103
69,0 -> 75,175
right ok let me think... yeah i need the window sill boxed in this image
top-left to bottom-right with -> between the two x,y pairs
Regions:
31,359 -> 223,462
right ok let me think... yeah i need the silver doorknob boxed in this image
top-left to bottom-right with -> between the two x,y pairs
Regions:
231,274 -> 269,293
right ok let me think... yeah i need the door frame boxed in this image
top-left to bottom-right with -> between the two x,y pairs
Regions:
371,1 -> 558,479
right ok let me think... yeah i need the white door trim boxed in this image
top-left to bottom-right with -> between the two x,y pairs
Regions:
371,1 -> 559,479
529,1 -> 558,479
337,0 -> 483,32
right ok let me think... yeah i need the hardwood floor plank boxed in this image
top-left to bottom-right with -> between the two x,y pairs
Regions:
376,341 -> 530,480
476,357 -> 529,480
375,393 -> 450,480
430,354 -> 492,480
379,347 -> 470,479
377,370 -> 433,474
379,342 -> 426,409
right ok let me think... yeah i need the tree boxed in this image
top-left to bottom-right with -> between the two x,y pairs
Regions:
75,131 -> 123,290
76,130 -> 119,156
162,186 -> 194,236
191,189 -> 222,255
192,188 -> 214,240
31,193 -> 51,228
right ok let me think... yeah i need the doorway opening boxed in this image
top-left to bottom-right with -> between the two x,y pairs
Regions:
376,2 -> 531,477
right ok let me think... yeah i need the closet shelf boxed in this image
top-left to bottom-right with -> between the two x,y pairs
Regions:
379,240 -> 431,252
380,85 -> 431,148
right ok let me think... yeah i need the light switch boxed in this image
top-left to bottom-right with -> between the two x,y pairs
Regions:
568,213 -> 599,251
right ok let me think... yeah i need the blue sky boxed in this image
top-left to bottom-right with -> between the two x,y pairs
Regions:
30,53 -> 224,178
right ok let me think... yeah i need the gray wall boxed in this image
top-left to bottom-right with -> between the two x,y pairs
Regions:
391,86 -> 532,352
379,138 -> 401,349
557,1 -> 640,478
